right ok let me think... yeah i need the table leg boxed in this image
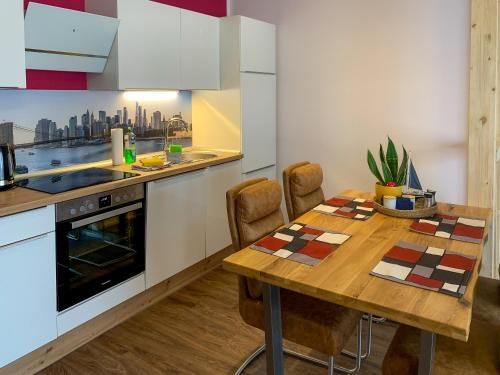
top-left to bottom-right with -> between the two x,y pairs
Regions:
418,330 -> 436,375
263,283 -> 284,375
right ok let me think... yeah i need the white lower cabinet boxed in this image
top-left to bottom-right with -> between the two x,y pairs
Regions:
146,170 -> 207,288
205,160 -> 242,257
0,232 -> 57,367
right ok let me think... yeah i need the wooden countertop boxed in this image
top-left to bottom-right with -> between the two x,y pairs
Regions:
0,151 -> 242,218
224,189 -> 492,342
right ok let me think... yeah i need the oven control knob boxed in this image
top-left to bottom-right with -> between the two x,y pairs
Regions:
80,205 -> 87,213
115,196 -> 121,203
123,194 -> 129,201
88,203 -> 95,210
70,208 -> 77,215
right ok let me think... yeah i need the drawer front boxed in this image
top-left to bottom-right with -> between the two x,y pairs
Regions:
0,205 -> 55,248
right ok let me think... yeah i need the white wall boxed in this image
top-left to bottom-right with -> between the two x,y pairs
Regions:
230,0 -> 470,204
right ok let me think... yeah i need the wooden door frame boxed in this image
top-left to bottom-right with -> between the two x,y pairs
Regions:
468,0 -> 498,278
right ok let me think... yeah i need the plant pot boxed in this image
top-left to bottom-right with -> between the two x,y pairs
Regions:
375,183 -> 403,202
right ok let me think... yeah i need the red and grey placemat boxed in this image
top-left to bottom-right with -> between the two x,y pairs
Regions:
313,196 -> 375,221
410,214 -> 486,244
250,222 -> 351,266
370,240 -> 476,298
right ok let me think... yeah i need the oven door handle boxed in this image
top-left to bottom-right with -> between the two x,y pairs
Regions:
71,202 -> 143,230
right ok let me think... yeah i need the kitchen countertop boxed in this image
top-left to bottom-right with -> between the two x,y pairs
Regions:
0,150 -> 242,218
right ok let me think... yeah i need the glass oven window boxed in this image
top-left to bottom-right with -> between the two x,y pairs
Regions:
57,203 -> 144,311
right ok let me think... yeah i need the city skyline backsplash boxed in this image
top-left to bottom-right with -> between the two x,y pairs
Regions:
0,90 -> 192,173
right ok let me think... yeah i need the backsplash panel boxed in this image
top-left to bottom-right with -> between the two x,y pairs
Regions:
0,90 -> 192,173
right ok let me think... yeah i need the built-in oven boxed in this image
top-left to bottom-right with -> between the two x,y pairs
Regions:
55,184 -> 145,312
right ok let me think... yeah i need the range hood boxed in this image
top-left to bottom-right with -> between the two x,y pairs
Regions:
24,3 -> 119,73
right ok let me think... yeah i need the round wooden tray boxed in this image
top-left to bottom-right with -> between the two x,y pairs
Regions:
373,201 -> 437,219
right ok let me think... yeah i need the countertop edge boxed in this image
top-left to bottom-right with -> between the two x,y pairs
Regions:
0,153 -> 243,218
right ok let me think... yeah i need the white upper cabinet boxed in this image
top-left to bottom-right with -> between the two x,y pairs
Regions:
117,0 -> 180,89
240,16 -> 276,74
180,9 -> 220,89
0,0 -> 26,88
87,0 -> 181,90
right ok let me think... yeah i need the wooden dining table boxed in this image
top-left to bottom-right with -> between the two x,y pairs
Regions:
223,189 -> 491,375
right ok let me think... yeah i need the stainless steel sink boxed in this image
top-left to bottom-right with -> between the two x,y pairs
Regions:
180,151 -> 218,161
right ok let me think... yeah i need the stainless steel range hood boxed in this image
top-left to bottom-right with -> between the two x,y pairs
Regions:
24,3 -> 119,73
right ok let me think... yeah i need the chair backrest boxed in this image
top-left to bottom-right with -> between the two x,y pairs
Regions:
283,161 -> 325,220
226,177 -> 285,250
226,178 -> 285,300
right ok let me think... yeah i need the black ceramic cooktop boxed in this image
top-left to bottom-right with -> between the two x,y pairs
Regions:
18,167 -> 139,194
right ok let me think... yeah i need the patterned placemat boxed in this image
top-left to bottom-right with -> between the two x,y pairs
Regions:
410,214 -> 486,244
313,196 -> 375,221
250,222 -> 351,266
370,240 -> 477,298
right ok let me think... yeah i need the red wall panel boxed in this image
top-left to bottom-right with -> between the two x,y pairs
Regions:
24,0 -> 226,90
152,0 -> 226,17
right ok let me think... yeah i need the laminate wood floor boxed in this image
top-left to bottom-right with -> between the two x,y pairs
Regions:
40,268 -> 396,375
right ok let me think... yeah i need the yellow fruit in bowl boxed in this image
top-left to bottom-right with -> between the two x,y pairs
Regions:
140,156 -> 164,167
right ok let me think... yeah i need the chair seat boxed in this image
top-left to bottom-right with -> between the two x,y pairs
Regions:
382,320 -> 500,375
239,288 -> 363,356
473,276 -> 500,327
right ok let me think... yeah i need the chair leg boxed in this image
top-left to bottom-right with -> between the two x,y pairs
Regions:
235,318 -> 364,375
235,344 -> 265,375
332,318 -> 363,374
328,356 -> 335,375
342,313 -> 372,360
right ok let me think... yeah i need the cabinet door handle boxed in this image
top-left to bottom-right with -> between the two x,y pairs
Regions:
0,233 -> 49,251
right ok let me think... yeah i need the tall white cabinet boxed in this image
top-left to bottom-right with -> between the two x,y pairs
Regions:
0,0 -> 26,88
192,16 -> 277,178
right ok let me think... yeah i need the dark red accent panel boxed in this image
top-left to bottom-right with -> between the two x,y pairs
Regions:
25,70 -> 88,90
24,0 -> 84,11
23,0 -> 226,90
152,0 -> 226,17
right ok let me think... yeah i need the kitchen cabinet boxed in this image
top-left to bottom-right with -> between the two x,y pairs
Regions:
240,73 -> 277,173
192,16 -> 277,175
240,16 -> 276,74
180,9 -> 220,89
205,160 -> 242,257
243,165 -> 277,181
0,230 -> 57,367
0,0 -> 26,88
87,0 -> 181,90
146,170 -> 206,288
87,1 -> 221,90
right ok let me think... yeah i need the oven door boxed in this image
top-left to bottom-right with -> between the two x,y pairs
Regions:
56,201 -> 145,312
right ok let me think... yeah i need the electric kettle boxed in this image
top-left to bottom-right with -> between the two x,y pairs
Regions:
0,144 -> 16,190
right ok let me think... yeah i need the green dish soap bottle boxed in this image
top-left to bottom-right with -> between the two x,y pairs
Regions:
124,127 -> 136,164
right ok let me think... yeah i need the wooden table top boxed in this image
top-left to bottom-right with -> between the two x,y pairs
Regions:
223,189 -> 492,342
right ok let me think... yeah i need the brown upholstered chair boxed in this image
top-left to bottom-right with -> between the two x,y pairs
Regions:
382,267 -> 500,374
283,161 -> 325,221
227,178 -> 364,374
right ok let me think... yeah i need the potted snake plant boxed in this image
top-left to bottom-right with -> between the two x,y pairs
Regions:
367,137 -> 408,201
